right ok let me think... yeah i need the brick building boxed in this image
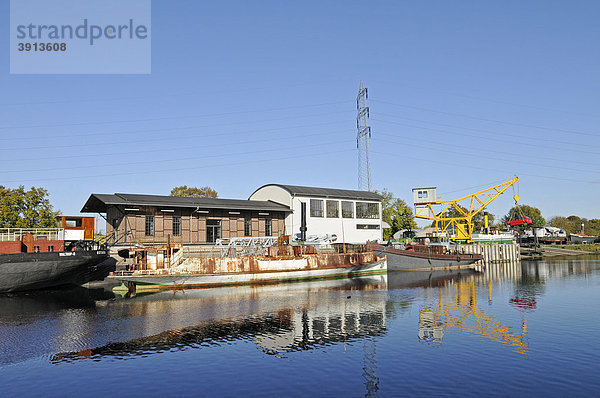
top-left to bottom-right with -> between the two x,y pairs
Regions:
81,193 -> 290,245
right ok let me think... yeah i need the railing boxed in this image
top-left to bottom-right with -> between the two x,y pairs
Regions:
0,228 -> 64,242
215,236 -> 279,257
170,248 -> 184,267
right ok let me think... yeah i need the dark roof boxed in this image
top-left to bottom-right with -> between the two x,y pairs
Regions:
81,193 -> 291,213
251,184 -> 383,201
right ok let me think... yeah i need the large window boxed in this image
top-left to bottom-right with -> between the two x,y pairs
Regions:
342,201 -> 354,218
145,215 -> 154,236
310,199 -> 324,217
244,218 -> 252,237
173,216 -> 181,236
326,200 -> 339,218
356,202 -> 379,219
206,220 -> 221,243
265,218 -> 272,236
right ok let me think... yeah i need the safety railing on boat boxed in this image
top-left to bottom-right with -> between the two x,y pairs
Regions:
215,236 -> 279,257
0,228 -> 64,242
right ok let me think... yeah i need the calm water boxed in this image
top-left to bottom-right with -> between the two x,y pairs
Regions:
1,257 -> 599,397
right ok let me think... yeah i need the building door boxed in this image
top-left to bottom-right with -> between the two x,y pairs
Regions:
206,220 -> 221,243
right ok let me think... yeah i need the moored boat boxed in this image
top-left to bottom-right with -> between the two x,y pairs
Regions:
111,236 -> 387,293
369,242 -> 482,271
0,229 -> 114,293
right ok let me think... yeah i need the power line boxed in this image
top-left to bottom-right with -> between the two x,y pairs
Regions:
374,113 -> 599,150
2,148 -> 356,184
1,135 -> 350,174
0,121 -> 350,152
0,128 -> 350,163
374,132 -> 598,168
0,100 -> 353,130
370,99 -> 599,138
372,136 -> 600,176
368,79 -> 600,120
372,118 -> 600,156
371,150 -> 599,184
0,110 -> 350,142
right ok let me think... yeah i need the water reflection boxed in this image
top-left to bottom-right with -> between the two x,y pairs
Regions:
0,275 -> 389,367
417,279 -> 530,355
2,258 -> 599,367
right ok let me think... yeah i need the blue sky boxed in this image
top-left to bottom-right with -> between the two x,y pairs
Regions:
1,0 -> 599,227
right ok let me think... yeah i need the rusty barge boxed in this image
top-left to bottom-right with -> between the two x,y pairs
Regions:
112,236 -> 387,293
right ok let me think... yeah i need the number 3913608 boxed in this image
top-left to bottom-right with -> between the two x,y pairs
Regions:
18,43 -> 66,51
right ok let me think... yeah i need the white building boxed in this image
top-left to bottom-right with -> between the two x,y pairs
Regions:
249,184 -> 383,244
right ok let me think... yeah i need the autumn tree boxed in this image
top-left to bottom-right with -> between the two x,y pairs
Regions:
375,189 -> 417,240
501,205 -> 545,227
0,185 -> 59,228
170,186 -> 218,198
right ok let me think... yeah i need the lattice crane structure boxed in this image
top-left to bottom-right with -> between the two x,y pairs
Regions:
413,175 -> 520,242
356,80 -> 372,191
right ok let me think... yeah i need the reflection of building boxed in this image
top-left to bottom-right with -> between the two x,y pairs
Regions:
418,308 -> 444,343
50,276 -> 388,363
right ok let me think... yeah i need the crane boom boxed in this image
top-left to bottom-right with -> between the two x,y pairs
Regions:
414,175 -> 519,242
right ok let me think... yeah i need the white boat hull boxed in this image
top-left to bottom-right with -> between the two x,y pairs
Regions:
112,259 -> 387,292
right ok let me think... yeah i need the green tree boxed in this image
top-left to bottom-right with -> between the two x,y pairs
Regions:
502,205 -> 545,227
550,215 -> 600,236
0,185 -> 59,228
548,216 -> 571,233
375,189 -> 417,240
170,185 -> 218,198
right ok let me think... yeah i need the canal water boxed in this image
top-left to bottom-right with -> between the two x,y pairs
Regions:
1,257 -> 599,397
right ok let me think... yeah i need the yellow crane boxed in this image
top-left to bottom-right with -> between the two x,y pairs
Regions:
413,175 -> 520,242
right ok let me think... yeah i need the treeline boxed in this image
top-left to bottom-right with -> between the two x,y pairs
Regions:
548,216 -> 600,236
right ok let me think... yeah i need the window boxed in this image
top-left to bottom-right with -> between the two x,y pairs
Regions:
356,202 -> 379,219
206,220 -> 221,243
244,218 -> 252,237
145,215 -> 154,236
310,199 -> 324,217
65,218 -> 82,228
265,219 -> 272,236
112,219 -> 119,241
34,246 -> 40,253
418,191 -> 423,199
48,245 -> 54,252
342,201 -> 354,218
173,216 -> 181,236
357,224 -> 380,230
326,200 -> 339,218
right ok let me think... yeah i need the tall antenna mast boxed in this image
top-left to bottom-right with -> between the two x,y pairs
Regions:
357,80 -> 372,191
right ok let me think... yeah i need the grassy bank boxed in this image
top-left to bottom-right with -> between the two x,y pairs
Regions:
543,244 -> 600,253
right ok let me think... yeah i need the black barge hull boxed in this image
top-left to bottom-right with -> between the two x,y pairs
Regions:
0,250 -> 115,293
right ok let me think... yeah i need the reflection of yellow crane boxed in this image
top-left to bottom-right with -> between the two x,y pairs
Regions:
414,175 -> 520,242
419,280 -> 529,355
